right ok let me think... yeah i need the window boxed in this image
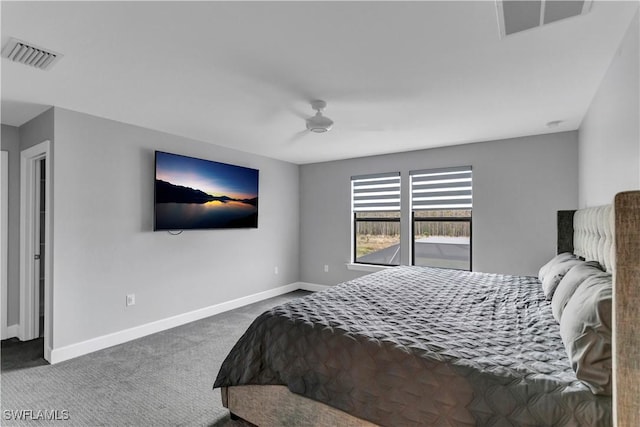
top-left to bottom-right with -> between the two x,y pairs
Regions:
351,173 -> 401,266
410,166 -> 472,270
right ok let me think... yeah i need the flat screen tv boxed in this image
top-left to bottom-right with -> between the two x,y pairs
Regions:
154,151 -> 259,230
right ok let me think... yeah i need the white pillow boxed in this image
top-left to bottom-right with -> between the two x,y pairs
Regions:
560,274 -> 613,395
538,252 -> 577,283
551,261 -> 604,321
541,257 -> 583,300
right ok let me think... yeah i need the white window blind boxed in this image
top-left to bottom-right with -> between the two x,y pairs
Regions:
410,166 -> 472,210
351,172 -> 401,212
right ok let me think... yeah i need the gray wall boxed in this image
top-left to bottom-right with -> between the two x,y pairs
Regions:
579,11 -> 639,207
1,124 -> 21,327
20,107 -> 55,151
50,108 -> 299,348
300,131 -> 579,285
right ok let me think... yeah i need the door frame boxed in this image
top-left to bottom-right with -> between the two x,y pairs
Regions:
1,151 -> 8,339
19,140 -> 52,361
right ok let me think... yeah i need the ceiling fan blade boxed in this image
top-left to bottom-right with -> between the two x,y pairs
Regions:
286,105 -> 309,120
286,130 -> 309,144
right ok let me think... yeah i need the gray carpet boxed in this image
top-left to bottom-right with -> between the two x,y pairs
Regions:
1,291 -> 310,426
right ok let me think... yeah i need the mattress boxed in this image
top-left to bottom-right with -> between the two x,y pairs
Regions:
214,266 -> 612,426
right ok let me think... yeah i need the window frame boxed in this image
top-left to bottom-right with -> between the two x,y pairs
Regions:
349,167 -> 472,269
350,172 -> 401,267
410,166 -> 473,271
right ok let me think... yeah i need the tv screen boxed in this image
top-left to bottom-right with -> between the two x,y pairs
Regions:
154,151 -> 259,230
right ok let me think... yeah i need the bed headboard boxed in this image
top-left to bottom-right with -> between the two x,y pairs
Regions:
563,191 -> 640,427
573,205 -> 615,272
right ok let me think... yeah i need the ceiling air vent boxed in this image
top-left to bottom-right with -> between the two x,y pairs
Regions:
496,0 -> 593,38
1,38 -> 62,70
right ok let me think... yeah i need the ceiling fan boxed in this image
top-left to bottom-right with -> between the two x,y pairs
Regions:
305,100 -> 333,133
285,99 -> 334,143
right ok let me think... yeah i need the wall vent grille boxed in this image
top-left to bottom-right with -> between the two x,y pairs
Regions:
1,38 -> 62,70
496,0 -> 593,38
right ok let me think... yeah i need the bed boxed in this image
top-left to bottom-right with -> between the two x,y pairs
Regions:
214,191 -> 639,427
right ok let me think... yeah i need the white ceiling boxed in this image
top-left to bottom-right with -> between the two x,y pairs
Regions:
1,1 -> 637,164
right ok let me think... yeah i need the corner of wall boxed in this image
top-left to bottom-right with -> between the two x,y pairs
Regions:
19,107 -> 55,151
578,10 -> 639,208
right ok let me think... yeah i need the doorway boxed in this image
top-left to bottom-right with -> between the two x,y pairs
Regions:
20,141 -> 52,362
37,158 -> 46,338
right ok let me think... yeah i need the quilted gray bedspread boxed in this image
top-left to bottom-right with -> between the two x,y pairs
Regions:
214,266 -> 611,426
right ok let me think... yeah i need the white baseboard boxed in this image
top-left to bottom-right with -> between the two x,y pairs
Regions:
2,324 -> 19,339
50,282 -> 302,364
297,282 -> 332,292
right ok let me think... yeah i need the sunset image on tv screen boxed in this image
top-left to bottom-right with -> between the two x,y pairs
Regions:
154,151 -> 259,230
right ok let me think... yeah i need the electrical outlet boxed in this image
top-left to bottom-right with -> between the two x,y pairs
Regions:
126,294 -> 135,307
324,264 -> 329,273
274,266 -> 279,275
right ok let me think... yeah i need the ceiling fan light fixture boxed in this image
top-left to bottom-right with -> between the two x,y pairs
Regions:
309,127 -> 328,133
306,112 -> 334,133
